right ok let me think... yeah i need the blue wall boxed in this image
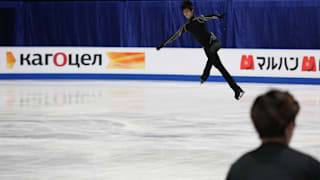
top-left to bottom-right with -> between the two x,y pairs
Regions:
0,0 -> 320,49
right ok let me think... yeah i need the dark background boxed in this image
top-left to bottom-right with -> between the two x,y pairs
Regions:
0,0 -> 319,49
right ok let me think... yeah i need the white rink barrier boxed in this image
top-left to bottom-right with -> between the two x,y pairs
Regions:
1,47 -> 320,84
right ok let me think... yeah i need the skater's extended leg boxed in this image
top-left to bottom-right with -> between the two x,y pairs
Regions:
210,53 -> 244,100
201,60 -> 213,84
211,53 -> 238,90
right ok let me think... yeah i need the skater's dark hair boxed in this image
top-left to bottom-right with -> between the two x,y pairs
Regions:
181,0 -> 194,11
251,90 -> 300,138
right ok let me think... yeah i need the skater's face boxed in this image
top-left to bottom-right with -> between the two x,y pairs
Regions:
183,8 -> 194,19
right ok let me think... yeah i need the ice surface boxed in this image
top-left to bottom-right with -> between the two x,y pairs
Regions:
0,80 -> 319,180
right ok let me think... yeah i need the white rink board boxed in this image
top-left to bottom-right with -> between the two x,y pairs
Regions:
0,47 -> 320,79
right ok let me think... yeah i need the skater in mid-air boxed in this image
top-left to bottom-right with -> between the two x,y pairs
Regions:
156,0 -> 244,100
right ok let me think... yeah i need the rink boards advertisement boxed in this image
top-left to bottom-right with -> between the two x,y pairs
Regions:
0,47 -> 320,84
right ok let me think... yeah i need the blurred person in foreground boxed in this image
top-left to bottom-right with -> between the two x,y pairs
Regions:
226,90 -> 320,180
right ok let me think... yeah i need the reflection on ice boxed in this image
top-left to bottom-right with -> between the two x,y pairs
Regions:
0,81 -> 319,180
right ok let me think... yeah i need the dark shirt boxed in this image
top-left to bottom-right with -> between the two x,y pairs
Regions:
226,142 -> 320,180
160,15 -> 220,48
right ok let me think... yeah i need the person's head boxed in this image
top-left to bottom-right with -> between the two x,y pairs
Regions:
181,0 -> 194,19
251,90 -> 300,144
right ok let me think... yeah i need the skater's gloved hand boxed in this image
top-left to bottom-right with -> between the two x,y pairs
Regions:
217,13 -> 226,19
156,44 -> 163,51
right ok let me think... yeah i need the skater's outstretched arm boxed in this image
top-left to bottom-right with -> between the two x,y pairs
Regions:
157,24 -> 186,50
200,13 -> 226,21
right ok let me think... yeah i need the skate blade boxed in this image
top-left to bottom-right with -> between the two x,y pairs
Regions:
238,91 -> 245,99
